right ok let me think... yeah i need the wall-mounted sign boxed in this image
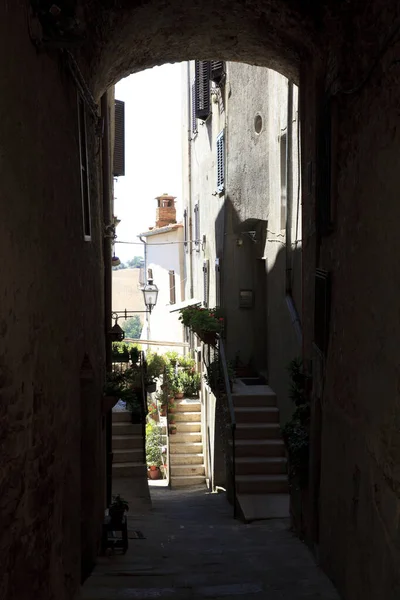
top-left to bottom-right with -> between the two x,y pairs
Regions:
239,289 -> 254,308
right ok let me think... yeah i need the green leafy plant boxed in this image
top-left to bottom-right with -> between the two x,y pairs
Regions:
178,355 -> 196,371
103,369 -> 142,418
281,358 -> 311,489
145,421 -> 163,468
204,356 -> 235,395
146,352 -> 166,385
179,306 -> 224,343
180,371 -> 201,396
164,351 -> 179,366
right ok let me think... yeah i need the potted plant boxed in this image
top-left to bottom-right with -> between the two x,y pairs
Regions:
169,424 -> 177,435
168,400 -> 176,413
168,414 -> 176,424
130,346 -> 140,365
146,421 -> 162,479
147,401 -> 158,422
109,494 -> 129,524
181,371 -> 201,397
173,372 -> 185,399
178,306 -> 224,346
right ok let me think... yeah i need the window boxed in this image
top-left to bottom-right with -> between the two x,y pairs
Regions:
203,259 -> 209,307
215,258 -> 221,307
169,270 -> 176,305
183,209 -> 188,252
191,81 -> 198,136
210,61 -> 225,85
78,96 -> 91,241
194,203 -> 200,251
216,131 -> 225,193
113,99 -> 125,176
195,60 -> 211,121
280,132 -> 287,230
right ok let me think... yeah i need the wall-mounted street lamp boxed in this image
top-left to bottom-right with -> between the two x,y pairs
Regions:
108,277 -> 159,340
141,277 -> 159,314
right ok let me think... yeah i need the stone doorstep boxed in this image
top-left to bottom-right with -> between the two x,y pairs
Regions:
112,410 -> 132,422
170,464 -> 205,477
235,423 -> 281,440
235,474 -> 288,494
234,456 -> 287,476
232,393 -> 277,407
169,452 -> 204,465
113,448 -> 144,463
112,462 -> 147,478
232,439 -> 286,458
169,441 -> 203,453
170,432 -> 202,444
173,400 -> 201,412
234,407 -> 280,424
173,411 -> 202,422
112,422 -> 143,436
113,435 -> 144,450
171,422 -> 201,433
171,474 -> 206,488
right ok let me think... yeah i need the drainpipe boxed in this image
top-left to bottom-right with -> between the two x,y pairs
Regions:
101,92 -> 113,506
139,235 -> 148,349
285,81 -> 302,344
187,61 -> 194,299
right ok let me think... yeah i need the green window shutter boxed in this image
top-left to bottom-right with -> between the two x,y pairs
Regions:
203,259 -> 209,308
215,258 -> 221,307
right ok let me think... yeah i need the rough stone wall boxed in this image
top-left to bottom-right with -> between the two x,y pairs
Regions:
0,3 -> 106,599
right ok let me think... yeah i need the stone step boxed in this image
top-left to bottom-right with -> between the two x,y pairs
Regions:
113,435 -> 143,450
233,439 -> 285,458
234,407 -> 279,424
236,474 -> 288,494
171,474 -> 206,488
172,411 -> 201,423
169,440 -> 203,453
236,423 -> 281,440
232,392 -> 277,408
170,422 -> 201,433
113,448 -> 144,463
112,462 -> 147,478
170,464 -> 205,477
169,453 -> 204,465
173,399 -> 201,412
235,456 -> 287,475
112,410 -> 131,422
112,422 -> 142,436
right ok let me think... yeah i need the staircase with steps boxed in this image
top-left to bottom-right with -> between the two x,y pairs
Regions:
230,382 -> 289,521
169,398 -> 206,488
112,411 -> 147,479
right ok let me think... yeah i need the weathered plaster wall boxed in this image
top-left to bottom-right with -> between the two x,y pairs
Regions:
224,65 -> 301,423
0,4 -> 106,599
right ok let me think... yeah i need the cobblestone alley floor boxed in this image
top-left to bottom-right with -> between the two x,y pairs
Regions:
80,486 -> 340,600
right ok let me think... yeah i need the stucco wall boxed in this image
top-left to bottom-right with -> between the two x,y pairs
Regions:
224,64 -> 301,423
0,5 -> 106,598
142,227 -> 185,352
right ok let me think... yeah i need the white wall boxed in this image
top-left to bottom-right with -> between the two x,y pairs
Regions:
141,227 -> 185,353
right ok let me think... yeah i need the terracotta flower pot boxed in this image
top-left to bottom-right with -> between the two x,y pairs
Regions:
148,466 -> 161,480
169,426 -> 177,434
175,392 -> 184,399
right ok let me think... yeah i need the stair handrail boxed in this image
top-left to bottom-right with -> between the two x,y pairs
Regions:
218,337 -> 237,519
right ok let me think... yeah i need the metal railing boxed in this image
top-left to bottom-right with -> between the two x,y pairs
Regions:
218,338 -> 237,518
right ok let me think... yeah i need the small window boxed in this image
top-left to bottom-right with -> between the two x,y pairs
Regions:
78,96 -> 91,241
203,259 -> 209,308
183,209 -> 188,252
169,270 -> 176,305
191,81 -> 198,136
280,132 -> 287,230
194,203 -> 200,251
216,131 -> 225,193
195,60 -> 211,121
215,258 -> 221,307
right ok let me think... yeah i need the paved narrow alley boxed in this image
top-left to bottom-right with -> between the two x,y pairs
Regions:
80,487 -> 340,600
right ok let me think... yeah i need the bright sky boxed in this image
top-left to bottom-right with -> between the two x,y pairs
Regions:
114,63 -> 183,263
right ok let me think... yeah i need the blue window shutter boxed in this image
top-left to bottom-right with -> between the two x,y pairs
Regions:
216,131 -> 225,193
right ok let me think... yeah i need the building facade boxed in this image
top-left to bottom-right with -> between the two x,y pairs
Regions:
139,194 -> 186,353
181,61 -> 301,483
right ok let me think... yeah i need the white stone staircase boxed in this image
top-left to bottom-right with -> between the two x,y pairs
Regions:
112,411 -> 147,479
169,398 -> 206,488
230,383 -> 289,520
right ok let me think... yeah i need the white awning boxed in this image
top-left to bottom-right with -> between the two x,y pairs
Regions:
168,298 -> 201,313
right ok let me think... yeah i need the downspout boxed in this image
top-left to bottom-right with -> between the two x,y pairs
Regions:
101,92 -> 113,506
139,235 -> 148,347
285,81 -> 302,344
187,61 -> 194,299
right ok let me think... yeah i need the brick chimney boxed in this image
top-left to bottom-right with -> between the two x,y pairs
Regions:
155,193 -> 177,228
